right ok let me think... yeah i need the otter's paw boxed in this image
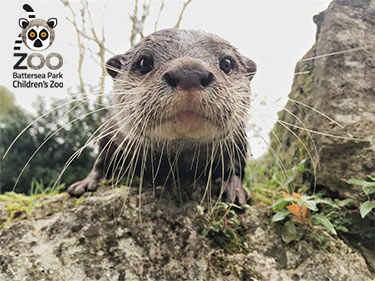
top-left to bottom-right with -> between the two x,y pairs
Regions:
67,177 -> 98,197
220,176 -> 250,206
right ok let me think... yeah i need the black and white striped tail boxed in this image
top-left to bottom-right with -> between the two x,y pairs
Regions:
14,34 -> 22,51
23,4 -> 35,19
14,4 -> 35,51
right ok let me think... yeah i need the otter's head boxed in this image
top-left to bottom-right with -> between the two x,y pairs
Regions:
106,29 -> 256,142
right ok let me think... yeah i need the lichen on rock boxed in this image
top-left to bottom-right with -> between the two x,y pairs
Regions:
270,0 -> 375,204
0,184 -> 373,281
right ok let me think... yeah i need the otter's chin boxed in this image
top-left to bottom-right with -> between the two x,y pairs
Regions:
151,111 -> 220,140
173,111 -> 205,128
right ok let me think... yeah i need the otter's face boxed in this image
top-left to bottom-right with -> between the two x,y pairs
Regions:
19,18 -> 57,51
106,29 -> 256,142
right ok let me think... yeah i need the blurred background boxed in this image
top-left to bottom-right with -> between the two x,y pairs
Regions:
0,0 -> 330,193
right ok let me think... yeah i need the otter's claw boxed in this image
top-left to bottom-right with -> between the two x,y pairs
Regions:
220,175 -> 250,206
67,171 -> 99,196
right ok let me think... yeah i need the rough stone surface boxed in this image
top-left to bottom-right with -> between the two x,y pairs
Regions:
0,186 -> 373,281
1,1 -> 374,280
270,0 -> 375,204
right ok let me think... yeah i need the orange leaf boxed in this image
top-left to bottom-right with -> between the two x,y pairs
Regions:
286,204 -> 307,221
283,192 -> 307,221
282,192 -> 301,200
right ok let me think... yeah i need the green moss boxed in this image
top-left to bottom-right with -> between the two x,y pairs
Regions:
302,60 -> 315,73
302,75 -> 314,95
198,202 -> 250,254
0,184 -> 83,231
251,186 -> 276,206
73,196 -> 86,207
0,192 -> 42,229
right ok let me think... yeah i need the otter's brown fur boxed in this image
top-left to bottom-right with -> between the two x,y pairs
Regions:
68,28 -> 256,206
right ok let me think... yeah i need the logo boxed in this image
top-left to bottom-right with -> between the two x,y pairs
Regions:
13,4 -> 64,89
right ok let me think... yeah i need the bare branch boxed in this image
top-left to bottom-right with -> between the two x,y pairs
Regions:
65,23 -> 115,56
174,0 -> 192,28
154,1 -> 165,31
129,0 -> 151,46
129,0 -> 139,46
139,1 -> 151,38
60,0 -> 86,94
84,0 -> 106,102
62,0 -> 115,105
61,0 -> 193,106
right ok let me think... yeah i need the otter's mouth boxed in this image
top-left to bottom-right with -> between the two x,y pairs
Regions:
151,110 -> 220,140
170,111 -> 207,123
158,109 -> 212,125
162,111 -> 209,132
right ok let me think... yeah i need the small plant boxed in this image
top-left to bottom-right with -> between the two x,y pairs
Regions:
0,179 -> 63,229
271,191 -> 340,244
246,157 -> 310,207
199,202 -> 248,254
348,175 -> 375,218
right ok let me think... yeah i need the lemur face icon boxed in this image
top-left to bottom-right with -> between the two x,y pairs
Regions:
19,18 -> 57,51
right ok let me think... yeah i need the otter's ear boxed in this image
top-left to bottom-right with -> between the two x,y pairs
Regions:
106,54 -> 127,78
47,18 -> 57,28
240,55 -> 257,81
19,18 -> 29,29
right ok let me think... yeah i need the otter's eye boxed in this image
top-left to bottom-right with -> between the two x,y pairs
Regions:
220,57 -> 234,74
138,56 -> 154,74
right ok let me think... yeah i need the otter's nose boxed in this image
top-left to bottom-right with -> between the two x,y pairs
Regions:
163,69 -> 214,90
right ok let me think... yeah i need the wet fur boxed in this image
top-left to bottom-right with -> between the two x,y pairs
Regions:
68,29 -> 256,206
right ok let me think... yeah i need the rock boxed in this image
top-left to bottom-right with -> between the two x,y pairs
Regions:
0,186 -> 373,281
1,1 -> 374,280
270,0 -> 375,204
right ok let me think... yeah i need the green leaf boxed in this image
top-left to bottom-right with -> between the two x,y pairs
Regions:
337,198 -> 353,207
363,183 -> 375,195
270,198 -> 286,209
315,198 -> 340,209
347,179 -> 368,186
366,175 -> 375,181
201,229 -> 208,237
359,201 -> 375,218
298,158 -> 308,166
272,210 -> 291,222
302,200 -> 318,211
283,175 -> 295,186
312,190 -> 327,198
313,214 -> 337,235
335,225 -> 349,232
270,197 -> 299,210
281,220 -> 298,244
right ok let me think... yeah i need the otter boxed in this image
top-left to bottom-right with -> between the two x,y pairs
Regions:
67,28 -> 256,206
